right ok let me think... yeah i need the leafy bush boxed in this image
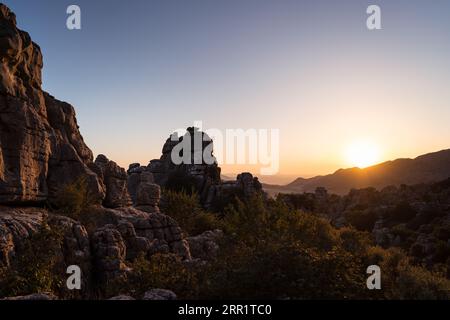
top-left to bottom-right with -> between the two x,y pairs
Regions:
195,196 -> 371,299
161,189 -> 221,236
344,208 -> 378,231
165,169 -> 199,194
388,202 -> 417,223
52,176 -> 95,219
0,223 -> 66,299
105,254 -> 200,299
197,196 -> 450,299
366,247 -> 450,299
276,193 -> 315,211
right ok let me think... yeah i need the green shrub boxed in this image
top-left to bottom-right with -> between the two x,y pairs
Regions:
161,189 -> 221,236
52,176 -> 95,219
277,193 -> 315,211
344,208 -> 378,232
198,196 -> 450,300
106,254 -> 200,299
222,195 -> 338,250
388,202 -> 417,223
0,223 -> 66,299
365,246 -> 450,299
165,169 -> 199,194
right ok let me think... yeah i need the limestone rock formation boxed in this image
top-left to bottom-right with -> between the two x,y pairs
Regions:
94,154 -> 132,208
187,229 -> 223,261
148,128 -> 221,205
91,224 -> 129,282
131,128 -> 265,211
0,4 -> 195,299
0,207 -> 45,267
100,207 -> 191,260
87,206 -> 191,282
0,207 -> 92,296
127,164 -> 162,214
47,214 -> 92,289
0,3 -> 104,205
127,164 -> 153,204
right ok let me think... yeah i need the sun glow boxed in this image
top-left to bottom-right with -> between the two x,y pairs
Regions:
345,140 -> 381,168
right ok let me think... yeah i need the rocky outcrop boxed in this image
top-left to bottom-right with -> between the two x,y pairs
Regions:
95,207 -> 191,260
0,207 -> 45,267
0,207 -> 92,285
0,3 -> 104,205
235,172 -> 263,197
127,164 -> 152,204
127,164 -> 162,214
94,154 -> 132,208
135,174 -> 161,213
87,206 -> 191,283
47,214 -> 92,290
187,229 -> 223,261
131,128 -> 265,211
147,128 -> 221,206
0,206 -> 191,289
91,224 -> 129,282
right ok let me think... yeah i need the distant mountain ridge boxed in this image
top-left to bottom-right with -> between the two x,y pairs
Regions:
263,149 -> 450,195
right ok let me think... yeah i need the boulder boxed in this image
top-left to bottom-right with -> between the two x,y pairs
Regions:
136,182 -> 161,213
91,224 -> 129,282
187,229 -> 223,261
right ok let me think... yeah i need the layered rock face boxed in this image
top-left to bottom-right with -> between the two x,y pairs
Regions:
0,4 -> 104,205
0,207 -> 92,292
78,206 -> 191,282
0,4 -> 193,299
187,229 -> 223,261
127,165 -> 161,213
0,205 -> 191,291
94,154 -> 131,208
148,127 -> 222,205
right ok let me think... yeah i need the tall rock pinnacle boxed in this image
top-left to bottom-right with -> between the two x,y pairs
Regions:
0,3 -> 105,204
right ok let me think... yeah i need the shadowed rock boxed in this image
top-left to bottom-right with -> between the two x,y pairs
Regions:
0,3 -> 105,205
94,154 -> 132,208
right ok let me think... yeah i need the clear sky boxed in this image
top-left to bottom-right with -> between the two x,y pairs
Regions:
3,0 -> 450,183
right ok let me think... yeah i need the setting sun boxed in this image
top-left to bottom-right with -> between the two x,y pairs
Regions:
345,140 -> 381,168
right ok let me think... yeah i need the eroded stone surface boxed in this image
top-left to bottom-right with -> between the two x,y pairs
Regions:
0,4 -> 105,205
